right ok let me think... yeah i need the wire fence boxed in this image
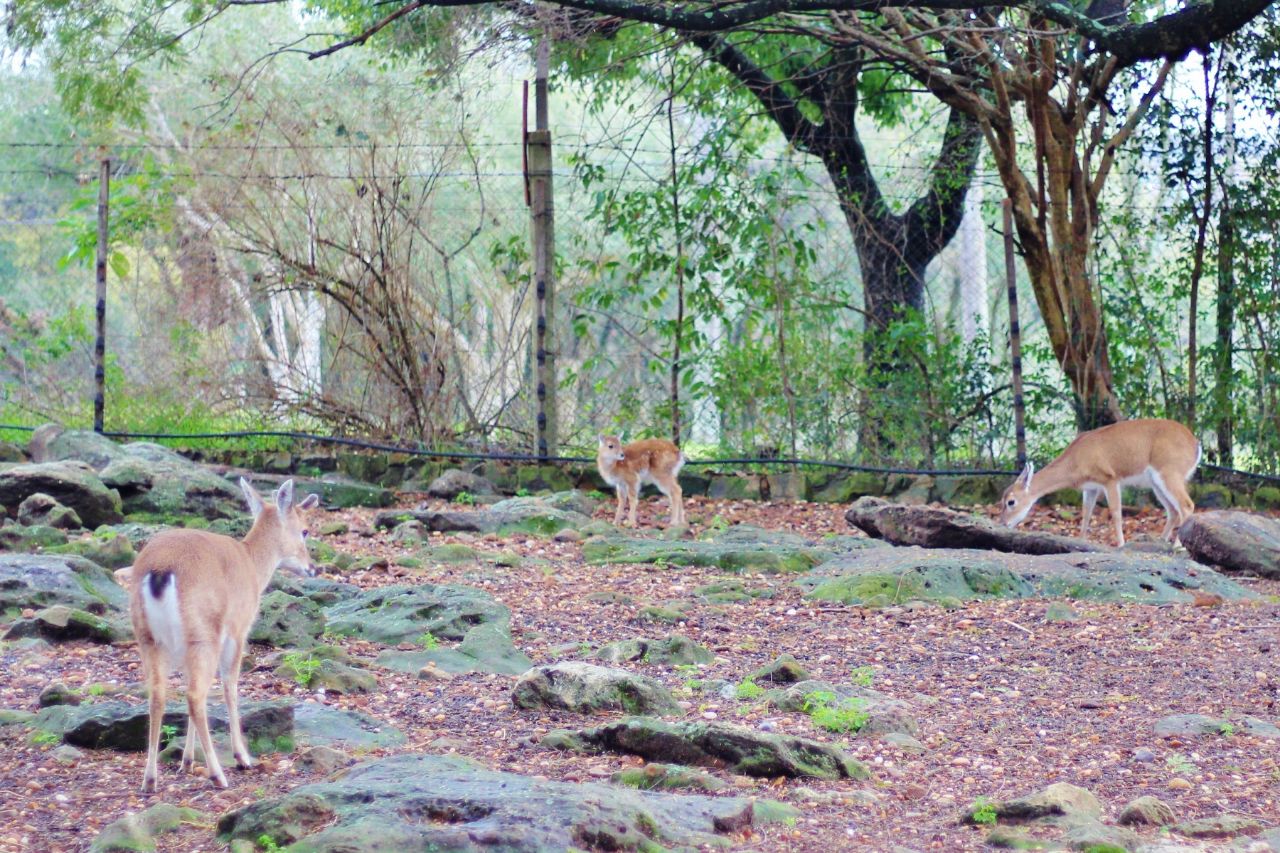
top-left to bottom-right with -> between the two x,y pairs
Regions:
3,115 -> 1276,483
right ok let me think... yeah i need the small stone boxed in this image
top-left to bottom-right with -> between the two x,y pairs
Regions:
552,528 -> 583,543
1132,747 -> 1156,762
1167,777 -> 1193,791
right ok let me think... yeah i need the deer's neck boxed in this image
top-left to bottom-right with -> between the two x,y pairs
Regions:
1030,459 -> 1083,499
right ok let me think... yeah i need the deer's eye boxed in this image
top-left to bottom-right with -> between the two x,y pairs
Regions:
1006,499 -> 1015,507
301,529 -> 310,539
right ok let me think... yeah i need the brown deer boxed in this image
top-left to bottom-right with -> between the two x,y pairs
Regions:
596,435 -> 686,528
128,478 -> 318,791
999,418 -> 1200,547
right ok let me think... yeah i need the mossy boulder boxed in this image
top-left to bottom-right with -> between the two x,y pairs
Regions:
544,717 -> 869,780
933,475 -> 1001,506
89,803 -> 207,853
511,662 -> 681,715
249,591 -> 326,648
16,493 -> 82,529
33,700 -> 292,751
3,604 -> 122,644
582,523 -> 878,574
0,553 -> 127,619
1179,510 -> 1280,579
0,520 -> 69,552
801,545 -> 1255,607
611,763 -> 727,792
47,531 -> 135,569
0,462 -> 123,527
217,752 -> 785,852
595,634 -> 714,666
373,499 -> 589,537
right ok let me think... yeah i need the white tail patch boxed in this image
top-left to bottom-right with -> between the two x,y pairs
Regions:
140,571 -> 186,669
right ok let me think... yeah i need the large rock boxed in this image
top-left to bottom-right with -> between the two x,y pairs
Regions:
33,700 -> 292,751
426,469 -> 498,500
0,553 -> 127,618
249,590 -> 326,648
292,703 -> 404,750
47,530 -> 136,569
769,680 -> 919,738
595,635 -> 714,666
846,497 -> 1106,555
29,427 -> 246,520
327,583 -> 532,675
1179,510 -> 1280,579
0,462 -> 122,527
374,497 -> 590,537
90,803 -> 207,853
3,604 -> 122,643
0,520 -> 69,552
16,493 -> 82,529
583,523 -> 882,574
107,443 -> 245,519
800,545 -> 1255,607
29,425 -> 122,469
544,717 -> 868,780
218,753 -> 793,852
511,662 -> 681,715
962,782 -> 1101,825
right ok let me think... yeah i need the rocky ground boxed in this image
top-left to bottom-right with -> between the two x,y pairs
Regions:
1,465 -> 1278,851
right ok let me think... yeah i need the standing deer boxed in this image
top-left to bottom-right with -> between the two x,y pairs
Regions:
596,435 -> 686,528
128,478 -> 318,791
999,418 -> 1200,547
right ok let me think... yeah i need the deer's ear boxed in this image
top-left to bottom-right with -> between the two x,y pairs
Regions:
598,434 -> 607,445
275,479 -> 296,514
1020,462 -> 1035,492
240,477 -> 265,518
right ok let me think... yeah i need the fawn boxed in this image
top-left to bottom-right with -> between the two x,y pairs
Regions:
596,434 -> 686,528
127,478 -> 318,791
1000,418 -> 1199,547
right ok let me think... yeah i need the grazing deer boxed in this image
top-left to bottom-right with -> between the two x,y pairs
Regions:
999,418 -> 1200,547
596,435 -> 686,528
128,478 -> 318,791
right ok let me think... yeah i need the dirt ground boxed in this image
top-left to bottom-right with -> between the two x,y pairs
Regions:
1,496 -> 1277,852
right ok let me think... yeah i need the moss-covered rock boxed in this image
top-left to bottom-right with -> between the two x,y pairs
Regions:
0,520 -> 69,551
801,545 -> 1254,607
3,604 -> 122,643
611,763 -> 727,792
0,462 -> 123,527
511,662 -> 680,715
249,591 -> 326,648
544,717 -> 869,780
48,531 -> 135,569
217,752 -> 772,851
582,523 -> 877,575
0,553 -> 126,619
595,634 -> 714,666
89,802 -> 207,853
1190,482 -> 1234,509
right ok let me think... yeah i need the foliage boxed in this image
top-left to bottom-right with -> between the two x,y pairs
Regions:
968,796 -> 998,826
280,651 -> 323,688
734,679 -> 765,701
800,690 -> 868,734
